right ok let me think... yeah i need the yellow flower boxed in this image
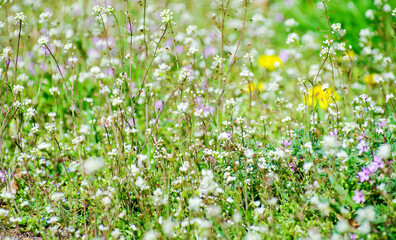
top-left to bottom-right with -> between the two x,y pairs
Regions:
364,73 -> 377,85
338,50 -> 355,62
304,85 -> 340,109
258,55 -> 283,71
243,82 -> 264,93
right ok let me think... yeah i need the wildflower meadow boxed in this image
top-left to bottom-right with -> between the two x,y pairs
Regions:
1,0 -> 396,239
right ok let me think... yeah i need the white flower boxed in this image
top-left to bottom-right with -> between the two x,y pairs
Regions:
112,97 -> 124,106
39,11 -> 52,23
1,47 -> 13,60
21,200 -> 29,207
162,218 -> 176,236
47,216 -> 59,224
225,98 -> 236,110
26,107 -> 36,118
240,69 -> 254,78
14,12 -> 27,22
9,216 -> 22,223
111,228 -> 122,239
92,5 -> 105,15
38,36 -> 49,45
356,206 -> 376,223
212,55 -> 225,68
69,161 -> 79,172
83,157 -> 105,174
13,85 -> 24,94
0,208 -> 10,217
244,231 -> 261,240
50,192 -> 64,201
286,33 -> 299,44
177,102 -> 189,112
284,18 -> 298,27
331,23 -> 341,33
358,220 -> 371,234
376,144 -> 390,159
186,25 -> 197,35
130,224 -> 138,231
206,205 -> 221,217
218,132 -> 230,141
178,68 -> 192,82
153,188 -> 168,206
143,230 -> 158,240
153,63 -> 170,81
99,224 -> 109,231
37,142 -> 51,150
199,169 -> 218,195
335,219 -> 350,233
79,124 -> 90,135
63,43 -> 73,52
135,176 -> 149,190
101,196 -> 112,206
233,211 -> 242,223
189,196 -> 202,212
308,227 -> 321,240
365,9 -> 375,20
160,9 -> 174,24
303,162 -> 314,173
245,149 -> 254,159
105,6 -> 114,14
323,135 -> 340,156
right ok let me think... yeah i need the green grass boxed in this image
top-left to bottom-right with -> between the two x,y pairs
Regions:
0,0 -> 396,239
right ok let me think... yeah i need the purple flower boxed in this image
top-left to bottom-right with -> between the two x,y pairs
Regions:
149,23 -> 159,32
284,0 -> 294,5
289,163 -> 295,172
124,23 -> 135,34
55,64 -> 67,76
165,40 -> 173,48
40,63 -> 47,71
373,156 -> 384,168
195,97 -> 203,105
375,120 -> 386,128
279,50 -> 289,62
203,45 -> 218,58
201,105 -> 215,117
104,68 -> 113,76
154,100 -> 163,111
352,190 -> 365,204
227,131 -> 232,139
127,118 -> 135,128
357,168 -> 370,182
356,140 -> 368,155
0,171 -> 6,182
329,129 -> 338,136
282,140 -> 292,147
275,13 -> 284,22
28,62 -> 36,76
349,233 -> 357,240
200,81 -> 208,90
356,132 -> 367,141
175,45 -> 184,54
367,161 -> 379,173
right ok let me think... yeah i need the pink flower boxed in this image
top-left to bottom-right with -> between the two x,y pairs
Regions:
352,190 -> 365,204
367,161 -> 379,174
357,168 -> 370,182
373,156 -> 384,168
154,100 -> 163,111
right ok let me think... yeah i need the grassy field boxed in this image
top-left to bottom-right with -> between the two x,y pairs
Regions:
0,0 -> 396,239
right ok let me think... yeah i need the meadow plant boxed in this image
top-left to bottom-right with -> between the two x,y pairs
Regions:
0,0 -> 396,239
